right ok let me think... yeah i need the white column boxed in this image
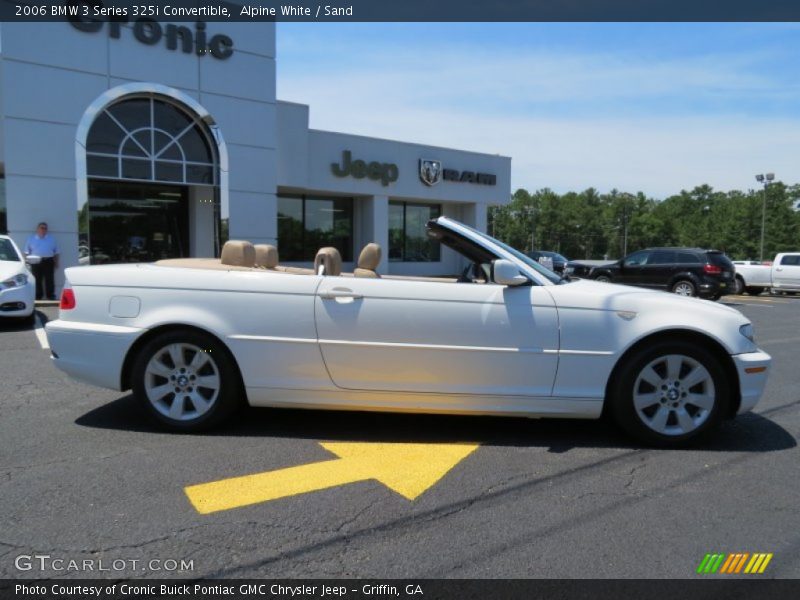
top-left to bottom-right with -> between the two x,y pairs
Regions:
464,202 -> 488,233
361,195 -> 389,273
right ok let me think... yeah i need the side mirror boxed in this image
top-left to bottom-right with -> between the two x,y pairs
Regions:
26,255 -> 42,266
493,259 -> 529,286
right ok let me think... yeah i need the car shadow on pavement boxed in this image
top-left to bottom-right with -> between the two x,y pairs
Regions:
0,311 -> 39,331
75,394 -> 797,453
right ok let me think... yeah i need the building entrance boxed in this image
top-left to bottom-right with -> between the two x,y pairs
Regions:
82,180 -> 189,264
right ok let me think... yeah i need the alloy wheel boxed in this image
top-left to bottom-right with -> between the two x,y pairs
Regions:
144,343 -> 220,421
632,354 -> 715,436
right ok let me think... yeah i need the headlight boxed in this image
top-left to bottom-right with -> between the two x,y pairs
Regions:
1,274 -> 28,289
740,323 -> 755,343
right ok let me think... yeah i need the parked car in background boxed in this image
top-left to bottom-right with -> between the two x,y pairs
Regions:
565,259 -> 614,279
589,247 -> 735,300
0,235 -> 39,324
733,253 -> 800,295
526,250 -> 568,274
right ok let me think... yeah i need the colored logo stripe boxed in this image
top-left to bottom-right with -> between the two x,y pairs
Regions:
697,553 -> 773,574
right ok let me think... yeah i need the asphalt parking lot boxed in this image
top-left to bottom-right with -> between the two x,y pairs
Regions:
1,294 -> 799,579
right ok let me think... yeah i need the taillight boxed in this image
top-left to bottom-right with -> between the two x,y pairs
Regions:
703,264 -> 722,275
60,287 -> 76,310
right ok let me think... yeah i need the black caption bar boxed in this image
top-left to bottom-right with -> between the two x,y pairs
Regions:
1,0 -> 800,22
2,580 -> 800,600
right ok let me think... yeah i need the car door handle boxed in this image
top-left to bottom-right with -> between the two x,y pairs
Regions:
775,268 -> 783,271
319,289 -> 364,301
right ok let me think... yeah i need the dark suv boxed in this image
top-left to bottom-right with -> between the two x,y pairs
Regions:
589,248 -> 735,299
525,250 -> 568,274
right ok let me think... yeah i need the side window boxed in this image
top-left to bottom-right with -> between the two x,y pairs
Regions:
677,252 -> 702,264
780,255 -> 800,266
648,251 -> 676,265
623,251 -> 650,267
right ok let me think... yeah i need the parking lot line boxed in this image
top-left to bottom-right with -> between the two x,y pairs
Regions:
33,313 -> 49,350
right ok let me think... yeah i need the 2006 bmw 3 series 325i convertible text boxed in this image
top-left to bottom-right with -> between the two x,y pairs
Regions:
46,217 -> 771,447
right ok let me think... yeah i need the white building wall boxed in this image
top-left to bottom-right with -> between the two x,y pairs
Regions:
0,20 -> 278,291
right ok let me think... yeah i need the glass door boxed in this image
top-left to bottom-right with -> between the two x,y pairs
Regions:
86,180 -> 189,264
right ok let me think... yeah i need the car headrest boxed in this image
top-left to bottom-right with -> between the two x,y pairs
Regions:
314,247 -> 342,276
221,240 -> 255,267
358,243 -> 382,271
254,244 -> 279,269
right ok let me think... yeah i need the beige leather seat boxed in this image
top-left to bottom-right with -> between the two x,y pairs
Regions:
314,247 -> 342,276
254,244 -> 279,269
354,243 -> 382,278
221,240 -> 255,267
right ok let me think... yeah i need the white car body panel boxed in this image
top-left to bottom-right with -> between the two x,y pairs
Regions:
46,218 -> 771,421
0,235 -> 36,319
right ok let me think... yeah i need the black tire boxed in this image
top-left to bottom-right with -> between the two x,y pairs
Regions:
131,329 -> 244,431
710,293 -> 722,301
19,311 -> 36,327
746,286 -> 765,296
594,274 -> 611,283
609,340 -> 730,447
733,276 -> 744,295
671,279 -> 697,297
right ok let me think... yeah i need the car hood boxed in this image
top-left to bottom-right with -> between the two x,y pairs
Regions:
0,260 -> 27,281
549,278 -> 744,319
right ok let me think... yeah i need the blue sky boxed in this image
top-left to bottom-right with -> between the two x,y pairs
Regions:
276,23 -> 800,198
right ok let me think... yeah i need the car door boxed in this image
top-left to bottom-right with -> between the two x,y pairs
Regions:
314,275 -> 560,397
641,250 -> 676,289
774,254 -> 800,289
617,250 -> 650,286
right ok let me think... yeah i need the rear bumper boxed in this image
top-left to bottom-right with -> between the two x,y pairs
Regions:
698,278 -> 733,297
732,349 -> 771,414
45,319 -> 143,390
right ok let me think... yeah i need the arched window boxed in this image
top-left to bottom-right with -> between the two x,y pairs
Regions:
85,96 -> 218,186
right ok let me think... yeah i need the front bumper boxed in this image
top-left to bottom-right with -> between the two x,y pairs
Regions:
732,349 -> 771,414
45,319 -> 143,390
0,281 -> 36,317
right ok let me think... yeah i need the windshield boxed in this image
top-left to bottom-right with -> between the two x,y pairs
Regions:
453,222 -> 563,284
0,238 -> 21,262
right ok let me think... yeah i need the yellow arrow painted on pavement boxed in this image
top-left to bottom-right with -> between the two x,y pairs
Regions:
184,441 -> 479,514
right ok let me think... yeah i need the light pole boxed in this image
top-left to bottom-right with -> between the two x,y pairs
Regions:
755,173 -> 774,262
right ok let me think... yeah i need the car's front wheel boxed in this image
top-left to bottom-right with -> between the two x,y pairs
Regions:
594,274 -> 611,283
131,329 -> 243,431
609,341 -> 730,447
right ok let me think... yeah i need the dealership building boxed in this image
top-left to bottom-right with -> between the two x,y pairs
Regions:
0,17 -> 511,292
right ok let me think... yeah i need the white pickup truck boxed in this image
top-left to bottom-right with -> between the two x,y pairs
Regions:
733,253 -> 800,295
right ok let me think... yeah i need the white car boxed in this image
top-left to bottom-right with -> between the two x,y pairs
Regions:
0,235 -> 38,324
46,217 -> 771,446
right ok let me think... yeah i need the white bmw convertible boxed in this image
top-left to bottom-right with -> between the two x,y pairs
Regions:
46,217 -> 770,446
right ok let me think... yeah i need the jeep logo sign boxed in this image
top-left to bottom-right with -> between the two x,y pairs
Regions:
331,150 -> 399,187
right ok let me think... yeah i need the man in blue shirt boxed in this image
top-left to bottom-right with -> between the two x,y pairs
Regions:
25,222 -> 59,300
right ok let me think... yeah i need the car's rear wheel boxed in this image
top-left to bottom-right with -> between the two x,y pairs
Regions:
132,329 -> 243,431
746,286 -> 765,296
609,341 -> 729,447
594,275 -> 611,283
672,280 -> 697,297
